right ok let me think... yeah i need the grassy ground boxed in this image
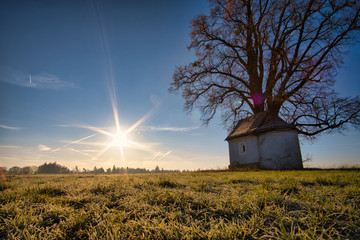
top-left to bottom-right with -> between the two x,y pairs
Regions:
0,170 -> 359,239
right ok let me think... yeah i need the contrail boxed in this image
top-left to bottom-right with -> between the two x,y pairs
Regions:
51,134 -> 97,152
70,148 -> 94,158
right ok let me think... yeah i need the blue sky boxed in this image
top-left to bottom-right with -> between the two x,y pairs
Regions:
0,0 -> 359,170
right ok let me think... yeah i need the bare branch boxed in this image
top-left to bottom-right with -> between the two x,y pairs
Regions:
170,0 -> 360,138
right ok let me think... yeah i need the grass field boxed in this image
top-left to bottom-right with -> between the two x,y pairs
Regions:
0,170 -> 359,239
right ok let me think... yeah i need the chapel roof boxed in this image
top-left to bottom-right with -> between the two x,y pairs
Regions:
225,112 -> 296,141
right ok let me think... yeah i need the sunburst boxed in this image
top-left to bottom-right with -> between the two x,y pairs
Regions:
75,109 -> 154,162
110,130 -> 129,148
52,94 -> 157,163
51,9 -> 161,163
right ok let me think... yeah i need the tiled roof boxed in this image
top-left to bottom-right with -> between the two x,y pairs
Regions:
225,112 -> 296,141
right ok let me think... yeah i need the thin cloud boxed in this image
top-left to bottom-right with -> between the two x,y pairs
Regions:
55,124 -> 74,128
38,144 -> 51,151
81,149 -> 99,153
142,126 -> 200,132
0,124 -> 21,130
150,94 -> 162,108
0,156 -> 19,161
0,145 -> 26,149
0,65 -> 74,89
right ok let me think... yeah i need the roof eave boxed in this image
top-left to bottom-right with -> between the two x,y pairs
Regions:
225,126 -> 298,141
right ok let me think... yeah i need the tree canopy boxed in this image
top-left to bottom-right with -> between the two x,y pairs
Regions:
170,0 -> 360,138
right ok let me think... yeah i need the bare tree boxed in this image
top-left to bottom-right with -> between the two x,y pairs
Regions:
170,0 -> 360,138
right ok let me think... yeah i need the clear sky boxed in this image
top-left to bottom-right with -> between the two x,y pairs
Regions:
0,0 -> 359,171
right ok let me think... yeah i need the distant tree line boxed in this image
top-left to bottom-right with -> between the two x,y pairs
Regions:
37,162 -> 70,174
2,162 -> 181,175
5,166 -> 38,175
80,165 -> 180,174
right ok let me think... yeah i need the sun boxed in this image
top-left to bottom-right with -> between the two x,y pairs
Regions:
110,131 -> 129,148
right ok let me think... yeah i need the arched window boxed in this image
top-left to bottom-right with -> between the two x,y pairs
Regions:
239,142 -> 246,154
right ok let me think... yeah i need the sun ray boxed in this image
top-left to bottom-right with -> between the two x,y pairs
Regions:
124,110 -> 154,135
79,125 -> 113,137
92,144 -> 112,160
56,2 -> 165,165
112,103 -> 121,132
92,0 -> 121,134
119,146 -> 125,161
126,139 -> 150,151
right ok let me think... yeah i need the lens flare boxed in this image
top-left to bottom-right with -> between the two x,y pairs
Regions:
250,93 -> 265,105
0,167 -> 8,187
